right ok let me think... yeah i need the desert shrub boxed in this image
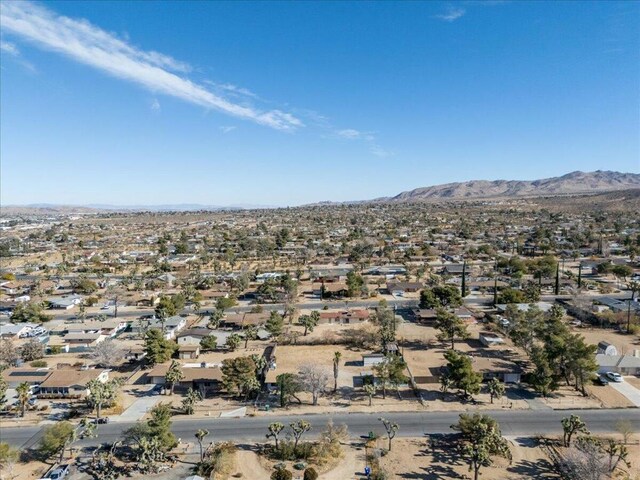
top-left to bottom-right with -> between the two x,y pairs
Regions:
30,360 -> 47,368
312,421 -> 347,466
303,467 -> 318,480
275,441 -> 314,462
271,466 -> 293,480
196,442 -> 237,477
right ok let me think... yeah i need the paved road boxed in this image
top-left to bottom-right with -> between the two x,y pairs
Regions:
41,293 -> 631,322
3,408 -> 639,448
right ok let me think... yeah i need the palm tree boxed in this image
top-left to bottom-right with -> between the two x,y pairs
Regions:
194,428 -> 209,462
16,382 -> 30,417
332,351 -> 342,393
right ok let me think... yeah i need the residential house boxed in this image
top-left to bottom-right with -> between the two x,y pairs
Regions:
596,353 -> 640,376
38,369 -> 109,397
178,344 -> 200,360
146,363 -> 222,395
318,309 -> 370,324
386,282 -> 423,296
2,367 -> 52,388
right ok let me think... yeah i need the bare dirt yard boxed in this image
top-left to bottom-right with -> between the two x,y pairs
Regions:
374,436 -> 557,480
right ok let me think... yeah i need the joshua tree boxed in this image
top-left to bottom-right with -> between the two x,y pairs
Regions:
195,428 -> 209,462
486,378 -> 505,404
165,360 -> 184,395
379,417 -> 399,451
332,351 -> 342,393
266,422 -> 285,449
289,420 -> 311,450
363,383 -> 376,406
243,325 -> 259,348
562,415 -> 589,447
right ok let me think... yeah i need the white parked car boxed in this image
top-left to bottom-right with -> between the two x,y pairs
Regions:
605,372 -> 624,383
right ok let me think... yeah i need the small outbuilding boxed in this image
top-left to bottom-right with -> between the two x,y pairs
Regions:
597,341 -> 618,356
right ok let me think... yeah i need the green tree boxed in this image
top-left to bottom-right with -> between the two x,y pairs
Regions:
435,308 -> 469,350
155,295 -> 178,320
266,311 -> 284,335
486,378 -> 505,404
200,335 -> 218,351
221,356 -> 259,399
276,373 -> 302,408
0,376 -> 7,407
10,302 -> 50,324
38,421 -> 76,462
346,271 -> 365,297
419,285 -> 463,309
146,402 -> 177,451
443,350 -> 482,400
144,328 -> 177,365
496,288 -> 526,304
562,414 -> 589,447
299,313 -> 320,336
165,360 -> 184,395
16,382 -> 31,417
451,413 -> 511,480
332,351 -> 342,393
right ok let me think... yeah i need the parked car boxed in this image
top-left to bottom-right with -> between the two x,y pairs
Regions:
605,372 -> 624,383
595,375 -> 609,386
48,464 -> 70,480
94,417 -> 109,424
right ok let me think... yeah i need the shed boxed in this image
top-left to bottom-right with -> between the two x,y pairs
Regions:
597,342 -> 618,356
362,354 -> 385,367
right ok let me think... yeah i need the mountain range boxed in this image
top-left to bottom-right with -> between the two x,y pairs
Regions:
3,171 -> 639,214
385,170 -> 640,202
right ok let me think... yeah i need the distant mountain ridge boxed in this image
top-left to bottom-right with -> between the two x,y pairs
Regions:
388,170 -> 640,202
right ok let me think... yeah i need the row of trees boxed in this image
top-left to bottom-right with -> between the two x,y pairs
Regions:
505,304 -> 598,397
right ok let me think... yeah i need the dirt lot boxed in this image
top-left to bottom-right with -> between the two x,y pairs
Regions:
573,326 -> 640,356
263,344 -> 420,413
373,436 -> 556,480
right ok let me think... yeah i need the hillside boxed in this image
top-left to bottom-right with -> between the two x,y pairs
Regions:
389,170 -> 640,201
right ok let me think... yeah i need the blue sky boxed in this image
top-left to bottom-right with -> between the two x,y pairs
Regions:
1,1 -> 638,206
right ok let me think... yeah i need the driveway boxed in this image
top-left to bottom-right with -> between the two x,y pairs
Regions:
609,380 -> 640,407
112,388 -> 161,422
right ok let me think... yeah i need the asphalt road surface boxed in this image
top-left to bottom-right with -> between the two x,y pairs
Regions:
4,408 -> 639,449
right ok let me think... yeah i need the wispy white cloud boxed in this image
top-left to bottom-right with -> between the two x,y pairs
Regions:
434,7 -> 466,22
1,38 -> 37,72
369,144 -> 394,158
1,40 -> 20,56
219,125 -> 236,134
0,1 -> 302,131
336,129 -> 374,141
334,128 -> 393,158
150,98 -> 161,112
